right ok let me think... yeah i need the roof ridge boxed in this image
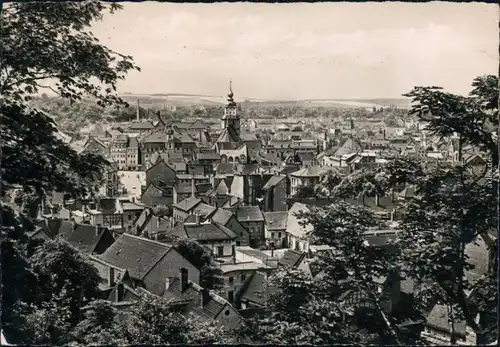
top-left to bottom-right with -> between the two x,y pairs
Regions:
121,233 -> 172,248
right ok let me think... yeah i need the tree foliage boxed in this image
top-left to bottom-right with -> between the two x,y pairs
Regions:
1,2 -> 139,344
151,204 -> 171,218
114,294 -> 227,345
403,75 -> 498,167
175,240 -> 225,290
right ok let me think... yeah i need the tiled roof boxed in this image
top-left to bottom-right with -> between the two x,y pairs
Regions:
170,121 -> 192,129
222,195 -> 240,208
129,120 -> 154,130
290,166 -> 330,178
278,250 -> 306,268
232,206 -> 264,222
210,208 -> 233,226
239,271 -> 277,306
263,211 -> 288,230
262,175 -> 286,190
174,132 -> 195,143
333,138 -> 363,157
35,219 -> 74,239
191,203 -> 217,218
170,222 -> 237,242
173,197 -> 202,212
151,151 -> 185,165
143,132 -> 168,143
163,278 -> 227,322
65,224 -> 109,255
213,180 -> 230,196
215,128 -> 240,144
97,234 -> 172,280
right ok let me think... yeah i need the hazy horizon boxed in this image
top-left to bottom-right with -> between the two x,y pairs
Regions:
91,2 -> 498,100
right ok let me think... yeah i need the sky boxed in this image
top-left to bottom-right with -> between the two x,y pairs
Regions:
90,2 -> 498,100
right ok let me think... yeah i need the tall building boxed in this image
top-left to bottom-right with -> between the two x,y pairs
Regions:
213,80 -> 262,163
218,79 -> 241,142
222,80 -> 241,141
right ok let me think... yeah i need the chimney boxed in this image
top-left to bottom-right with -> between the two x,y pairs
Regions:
390,209 -> 396,222
108,267 -> 115,287
383,129 -> 386,140
232,244 -> 236,263
96,224 -> 102,236
227,290 -> 234,304
180,267 -> 188,292
375,194 -> 379,207
116,282 -> 124,302
200,288 -> 210,307
191,173 -> 196,197
165,277 -> 172,291
136,99 -> 140,121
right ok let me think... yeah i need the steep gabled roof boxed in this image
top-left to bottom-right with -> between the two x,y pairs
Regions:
238,271 -> 277,306
210,208 -> 234,226
97,234 -> 172,280
262,175 -> 286,190
66,224 -> 113,255
215,128 -> 240,144
189,119 -> 208,130
333,138 -> 363,157
170,222 -> 237,242
146,159 -> 176,175
173,197 -> 202,212
232,206 -> 264,222
163,278 -> 232,322
279,249 -> 306,268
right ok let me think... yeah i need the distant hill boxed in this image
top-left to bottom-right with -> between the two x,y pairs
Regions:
119,93 -> 411,109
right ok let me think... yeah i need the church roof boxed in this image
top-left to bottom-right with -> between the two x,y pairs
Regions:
215,128 -> 240,144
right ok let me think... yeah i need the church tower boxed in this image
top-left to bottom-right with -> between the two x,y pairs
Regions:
221,79 -> 240,139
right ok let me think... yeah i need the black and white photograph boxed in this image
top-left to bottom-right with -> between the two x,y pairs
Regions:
1,1 -> 498,345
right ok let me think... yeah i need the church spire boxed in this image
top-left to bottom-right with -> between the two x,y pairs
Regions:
226,79 -> 236,107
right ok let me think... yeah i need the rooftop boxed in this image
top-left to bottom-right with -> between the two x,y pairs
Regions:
97,233 -> 172,280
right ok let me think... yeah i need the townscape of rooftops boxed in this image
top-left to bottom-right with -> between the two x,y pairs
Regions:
26,78 -> 497,346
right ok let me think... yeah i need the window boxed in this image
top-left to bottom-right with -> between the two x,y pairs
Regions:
217,246 -> 224,257
271,232 -> 275,238
278,232 -> 282,238
228,276 -> 234,284
128,214 -> 132,221
241,273 -> 246,282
